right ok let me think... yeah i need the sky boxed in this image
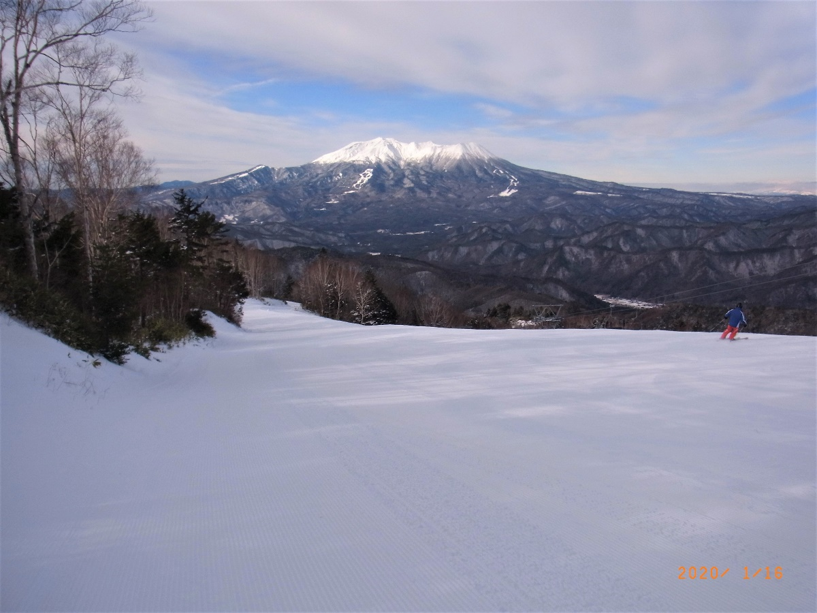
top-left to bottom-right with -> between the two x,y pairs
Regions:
114,1 -> 817,193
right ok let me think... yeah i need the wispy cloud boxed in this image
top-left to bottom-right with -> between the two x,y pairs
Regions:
115,1 -> 815,187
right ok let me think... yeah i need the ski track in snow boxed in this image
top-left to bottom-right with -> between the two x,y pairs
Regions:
352,168 -> 374,190
2,300 -> 815,611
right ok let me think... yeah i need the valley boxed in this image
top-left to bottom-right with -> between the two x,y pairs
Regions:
145,138 -> 816,313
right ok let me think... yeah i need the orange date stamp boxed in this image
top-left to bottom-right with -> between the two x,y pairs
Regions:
678,566 -> 783,580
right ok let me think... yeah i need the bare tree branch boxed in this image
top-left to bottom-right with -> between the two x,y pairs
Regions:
0,0 -> 151,278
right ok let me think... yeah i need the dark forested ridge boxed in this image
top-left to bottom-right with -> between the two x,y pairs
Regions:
142,151 -> 816,313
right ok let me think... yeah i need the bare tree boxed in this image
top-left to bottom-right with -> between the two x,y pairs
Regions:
300,255 -> 339,317
416,294 -> 457,328
352,276 -> 375,324
0,0 -> 151,277
230,245 -> 289,299
46,100 -> 154,283
332,262 -> 359,320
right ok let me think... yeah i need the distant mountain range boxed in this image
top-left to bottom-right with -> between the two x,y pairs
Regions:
144,137 -> 816,309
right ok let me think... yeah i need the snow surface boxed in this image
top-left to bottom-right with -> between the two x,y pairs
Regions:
313,137 -> 496,166
2,300 -> 815,611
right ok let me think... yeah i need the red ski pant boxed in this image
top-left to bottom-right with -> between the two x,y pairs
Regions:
721,325 -> 739,340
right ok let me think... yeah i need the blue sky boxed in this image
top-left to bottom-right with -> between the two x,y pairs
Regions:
116,1 -> 816,192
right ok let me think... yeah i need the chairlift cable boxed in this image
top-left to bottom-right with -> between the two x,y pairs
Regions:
560,271 -> 814,321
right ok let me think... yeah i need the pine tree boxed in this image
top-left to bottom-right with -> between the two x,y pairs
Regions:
169,190 -> 248,324
90,242 -> 140,363
0,185 -> 26,274
170,190 -> 226,266
36,210 -> 82,294
208,260 -> 249,324
353,270 -> 397,325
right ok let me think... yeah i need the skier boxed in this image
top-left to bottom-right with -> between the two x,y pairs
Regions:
720,302 -> 747,340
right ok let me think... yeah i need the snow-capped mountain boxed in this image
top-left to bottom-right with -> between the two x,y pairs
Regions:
143,138 -> 816,308
313,137 -> 496,167
146,136 -> 813,239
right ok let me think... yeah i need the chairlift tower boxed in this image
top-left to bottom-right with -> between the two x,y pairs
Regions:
531,304 -> 563,325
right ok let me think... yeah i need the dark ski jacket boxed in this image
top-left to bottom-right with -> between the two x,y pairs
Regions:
724,308 -> 747,328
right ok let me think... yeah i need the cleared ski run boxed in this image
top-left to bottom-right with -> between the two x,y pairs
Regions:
2,300 -> 815,611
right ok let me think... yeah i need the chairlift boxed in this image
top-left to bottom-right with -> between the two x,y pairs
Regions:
531,304 -> 563,323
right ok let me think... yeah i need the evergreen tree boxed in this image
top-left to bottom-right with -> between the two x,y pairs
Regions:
170,190 -> 248,324
170,190 -> 226,267
352,269 -> 397,325
364,270 -> 397,325
35,210 -> 83,294
281,274 -> 295,301
90,242 -> 140,363
207,259 -> 250,324
0,185 -> 26,274
118,212 -> 177,328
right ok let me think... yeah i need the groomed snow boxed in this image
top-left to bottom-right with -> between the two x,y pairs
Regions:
2,300 -> 815,611
313,137 -> 496,166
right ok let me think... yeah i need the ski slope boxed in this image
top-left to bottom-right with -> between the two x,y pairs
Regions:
2,300 -> 815,611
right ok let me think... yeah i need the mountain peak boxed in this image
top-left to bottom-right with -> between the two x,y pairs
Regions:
313,137 -> 497,166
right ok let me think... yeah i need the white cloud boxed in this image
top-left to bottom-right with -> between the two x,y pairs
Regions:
141,2 -> 814,104
115,1 -> 815,185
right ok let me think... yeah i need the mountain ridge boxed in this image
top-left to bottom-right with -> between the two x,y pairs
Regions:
143,138 -> 816,308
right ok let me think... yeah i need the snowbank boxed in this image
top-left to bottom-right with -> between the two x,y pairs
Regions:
2,300 -> 815,611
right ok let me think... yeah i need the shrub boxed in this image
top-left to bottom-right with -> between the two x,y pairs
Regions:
185,309 -> 215,338
0,268 -> 97,353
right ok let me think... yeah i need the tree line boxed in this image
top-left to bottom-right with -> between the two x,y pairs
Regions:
1,188 -> 249,361
0,1 -> 252,361
224,245 -> 467,328
275,250 -> 475,328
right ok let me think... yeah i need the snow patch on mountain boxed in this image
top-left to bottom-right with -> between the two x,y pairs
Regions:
209,165 -> 270,185
498,175 -> 519,197
353,168 -> 374,189
313,137 -> 497,167
486,168 -> 520,198
595,294 -> 663,309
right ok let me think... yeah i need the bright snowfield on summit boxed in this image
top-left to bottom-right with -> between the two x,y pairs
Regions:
2,301 -> 815,612
312,137 -> 496,166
